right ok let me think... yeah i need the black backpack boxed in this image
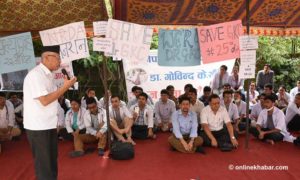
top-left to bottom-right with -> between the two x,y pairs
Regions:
110,141 -> 134,160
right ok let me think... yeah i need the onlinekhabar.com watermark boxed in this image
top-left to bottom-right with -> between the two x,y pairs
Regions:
228,164 -> 289,171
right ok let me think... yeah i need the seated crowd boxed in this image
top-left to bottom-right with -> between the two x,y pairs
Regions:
0,64 -> 300,156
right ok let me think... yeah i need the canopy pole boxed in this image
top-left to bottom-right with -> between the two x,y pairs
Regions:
245,0 -> 251,149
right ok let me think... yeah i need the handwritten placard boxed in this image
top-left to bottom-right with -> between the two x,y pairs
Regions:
197,20 -> 243,64
0,32 -> 36,74
239,64 -> 256,79
158,28 -> 201,66
39,21 -> 89,64
239,35 -> 258,50
240,50 -> 256,65
105,19 -> 153,64
93,21 -> 108,36
93,38 -> 112,53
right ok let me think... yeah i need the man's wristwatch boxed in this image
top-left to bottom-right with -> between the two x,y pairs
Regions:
231,136 -> 236,140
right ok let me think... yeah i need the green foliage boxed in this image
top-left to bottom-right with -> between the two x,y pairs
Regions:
256,36 -> 300,90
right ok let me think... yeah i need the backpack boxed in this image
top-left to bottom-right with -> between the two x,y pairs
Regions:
110,141 -> 134,160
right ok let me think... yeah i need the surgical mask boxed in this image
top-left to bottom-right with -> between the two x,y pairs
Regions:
266,106 -> 274,112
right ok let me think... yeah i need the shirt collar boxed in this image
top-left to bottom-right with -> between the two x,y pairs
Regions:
39,63 -> 52,76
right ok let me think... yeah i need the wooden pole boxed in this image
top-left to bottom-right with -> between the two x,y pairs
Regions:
245,0 -> 251,149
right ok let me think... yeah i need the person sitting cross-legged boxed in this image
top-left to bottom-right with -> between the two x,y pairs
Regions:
154,89 -> 176,132
250,95 -> 287,145
70,97 -> 107,157
0,92 -> 21,154
168,97 -> 204,153
199,94 -> 238,151
286,93 -> 300,132
109,95 -> 135,145
130,93 -> 155,140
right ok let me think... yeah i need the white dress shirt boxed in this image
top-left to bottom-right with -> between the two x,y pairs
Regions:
109,104 -> 132,120
250,102 -> 263,120
65,108 -> 87,133
57,104 -> 65,127
221,102 -> 240,122
235,100 -> 247,117
190,100 -> 205,123
130,104 -> 154,128
290,87 -> 300,102
84,108 -> 107,135
23,63 -> 58,130
0,100 -> 16,128
201,106 -> 231,131
285,102 -> 300,124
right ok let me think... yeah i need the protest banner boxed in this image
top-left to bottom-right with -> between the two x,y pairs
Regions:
93,21 -> 108,36
105,19 -> 153,64
93,38 -> 112,53
123,50 -> 235,102
0,32 -> 36,74
158,28 -> 201,66
39,21 -> 89,64
197,20 -> 243,64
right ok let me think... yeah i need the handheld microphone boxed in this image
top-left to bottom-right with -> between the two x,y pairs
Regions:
61,68 -> 75,89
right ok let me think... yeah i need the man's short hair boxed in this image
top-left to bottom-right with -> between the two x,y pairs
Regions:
264,95 -> 275,102
223,83 -> 231,88
87,88 -> 95,93
166,85 -> 174,91
258,93 -> 267,99
220,65 -> 228,71
111,94 -> 120,100
138,92 -> 148,100
203,86 -> 211,92
189,88 -> 197,96
184,84 -> 193,90
179,96 -> 190,104
296,93 -> 300,97
279,85 -> 286,91
264,83 -> 273,90
131,86 -> 139,92
223,90 -> 233,97
70,98 -> 81,105
208,94 -> 220,102
0,92 -> 6,98
86,97 -> 97,105
9,92 -> 18,97
234,90 -> 242,96
160,89 -> 169,95
264,64 -> 270,67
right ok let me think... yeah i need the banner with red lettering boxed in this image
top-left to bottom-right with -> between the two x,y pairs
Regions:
197,20 -> 243,64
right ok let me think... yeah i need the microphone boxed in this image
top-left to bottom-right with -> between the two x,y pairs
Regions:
61,68 -> 75,89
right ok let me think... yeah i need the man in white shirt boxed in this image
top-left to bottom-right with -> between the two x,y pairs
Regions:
80,97 -> 107,157
200,94 -> 238,151
0,92 -> 21,153
109,95 -> 135,145
127,86 -> 154,109
154,89 -> 176,132
250,95 -> 287,145
81,88 -> 100,109
130,93 -> 155,140
250,93 -> 267,123
24,46 -> 76,180
221,90 -> 240,136
168,97 -> 204,153
276,85 -> 290,110
65,99 -> 87,157
289,80 -> 300,102
211,65 -> 230,94
188,88 -> 205,125
234,90 -> 247,133
286,93 -> 300,131
246,81 -> 259,109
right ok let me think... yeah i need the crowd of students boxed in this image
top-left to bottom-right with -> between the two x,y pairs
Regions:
0,64 -> 300,155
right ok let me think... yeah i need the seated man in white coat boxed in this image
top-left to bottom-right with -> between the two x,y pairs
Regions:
73,97 -> 107,157
109,95 -> 135,145
154,89 -> 176,132
250,95 -> 287,145
130,93 -> 155,140
286,93 -> 300,132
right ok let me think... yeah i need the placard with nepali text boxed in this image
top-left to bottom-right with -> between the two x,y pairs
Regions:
197,20 -> 243,64
0,32 -> 36,74
39,21 -> 89,64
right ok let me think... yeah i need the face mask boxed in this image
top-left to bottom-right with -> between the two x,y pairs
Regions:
235,99 -> 241,103
266,106 -> 274,112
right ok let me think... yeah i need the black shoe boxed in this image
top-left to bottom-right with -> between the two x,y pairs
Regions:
195,146 -> 206,154
98,148 -> 105,156
85,147 -> 96,154
69,151 -> 84,158
170,147 -> 176,151
220,143 -> 233,152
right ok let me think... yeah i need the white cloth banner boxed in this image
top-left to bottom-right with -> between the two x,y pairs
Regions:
123,50 -> 235,102
105,19 -> 153,63
39,21 -> 89,64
